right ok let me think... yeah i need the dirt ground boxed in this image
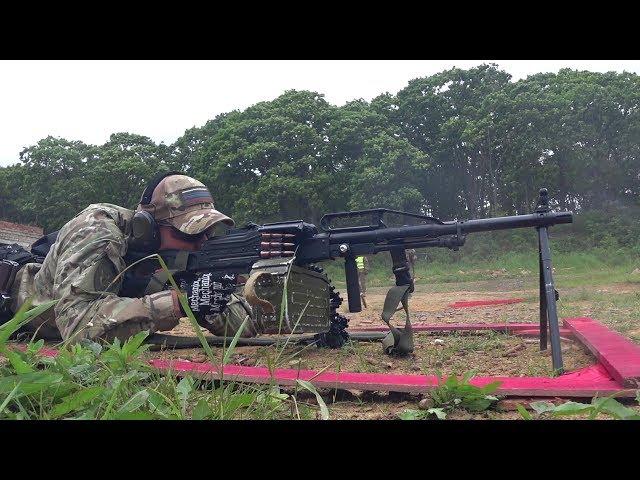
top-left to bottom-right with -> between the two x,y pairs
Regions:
151,277 -> 640,420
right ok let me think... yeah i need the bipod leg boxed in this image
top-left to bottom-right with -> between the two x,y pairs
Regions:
537,226 -> 563,374
538,235 -> 548,350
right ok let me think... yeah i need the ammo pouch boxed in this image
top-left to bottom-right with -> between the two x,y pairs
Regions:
245,258 -> 332,334
0,259 -> 20,316
0,235 -> 57,322
0,247 -> 25,322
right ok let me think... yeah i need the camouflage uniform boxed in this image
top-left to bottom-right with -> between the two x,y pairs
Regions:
10,203 -> 181,343
356,255 -> 368,294
405,248 -> 418,278
11,175 -> 259,343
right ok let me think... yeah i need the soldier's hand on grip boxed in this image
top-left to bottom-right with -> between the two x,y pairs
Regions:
177,272 -> 236,320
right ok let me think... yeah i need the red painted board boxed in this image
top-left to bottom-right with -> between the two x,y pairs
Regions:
449,298 -> 525,308
10,329 -> 633,397
468,364 -> 633,397
38,347 -> 58,358
149,360 -> 634,398
11,345 -> 58,357
563,317 -> 640,388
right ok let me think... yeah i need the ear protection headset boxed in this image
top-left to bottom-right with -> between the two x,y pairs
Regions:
129,171 -> 183,252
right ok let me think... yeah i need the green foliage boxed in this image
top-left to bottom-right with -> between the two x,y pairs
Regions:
398,371 -> 501,420
2,66 -> 638,237
430,371 -> 501,412
397,407 -> 447,420
524,395 -> 640,420
0,304 -> 321,420
295,379 -> 329,420
515,404 -> 533,420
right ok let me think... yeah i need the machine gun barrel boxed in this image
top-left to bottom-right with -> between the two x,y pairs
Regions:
317,209 -> 573,314
444,210 -> 573,233
326,211 -> 573,246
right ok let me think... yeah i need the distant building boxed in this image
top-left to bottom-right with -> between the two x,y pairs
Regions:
0,220 -> 44,249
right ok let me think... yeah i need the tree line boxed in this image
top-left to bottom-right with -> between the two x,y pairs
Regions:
1,64 -> 639,234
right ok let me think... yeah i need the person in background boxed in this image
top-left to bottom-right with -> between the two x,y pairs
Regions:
406,248 -> 418,279
355,255 -> 369,308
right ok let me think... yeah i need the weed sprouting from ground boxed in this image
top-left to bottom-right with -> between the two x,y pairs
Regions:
516,394 -> 640,420
398,371 -> 501,420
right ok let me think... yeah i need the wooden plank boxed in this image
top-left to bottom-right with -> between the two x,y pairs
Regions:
449,298 -> 525,308
563,317 -> 640,388
13,318 -> 638,398
149,360 -> 634,398
516,328 -> 573,338
350,322 -> 574,337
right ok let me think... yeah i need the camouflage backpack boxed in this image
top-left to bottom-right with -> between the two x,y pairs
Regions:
0,231 -> 58,321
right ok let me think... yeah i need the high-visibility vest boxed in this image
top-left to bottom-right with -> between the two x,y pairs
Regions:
356,256 -> 365,270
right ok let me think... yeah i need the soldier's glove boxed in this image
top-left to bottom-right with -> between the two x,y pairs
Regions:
176,272 -> 236,321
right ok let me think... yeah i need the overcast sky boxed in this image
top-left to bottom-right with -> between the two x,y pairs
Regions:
1,60 -> 639,167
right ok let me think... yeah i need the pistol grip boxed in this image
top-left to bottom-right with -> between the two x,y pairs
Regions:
344,255 -> 362,313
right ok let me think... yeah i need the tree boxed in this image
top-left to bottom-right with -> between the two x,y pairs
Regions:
2,65 -> 639,235
18,137 -> 96,231
182,90 -> 339,224
0,164 -> 27,222
89,132 -> 171,209
390,64 -> 512,218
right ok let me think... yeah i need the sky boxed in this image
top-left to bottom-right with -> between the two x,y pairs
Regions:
1,60 -> 639,167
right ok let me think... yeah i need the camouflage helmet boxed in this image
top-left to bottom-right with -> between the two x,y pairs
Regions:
139,174 -> 234,235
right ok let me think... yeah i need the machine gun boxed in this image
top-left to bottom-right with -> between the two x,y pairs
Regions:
133,188 -> 572,372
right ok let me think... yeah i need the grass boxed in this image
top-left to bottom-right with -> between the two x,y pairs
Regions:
3,243 -> 640,420
321,247 -> 640,290
558,288 -> 640,339
517,393 -> 640,420
0,319 -> 320,420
